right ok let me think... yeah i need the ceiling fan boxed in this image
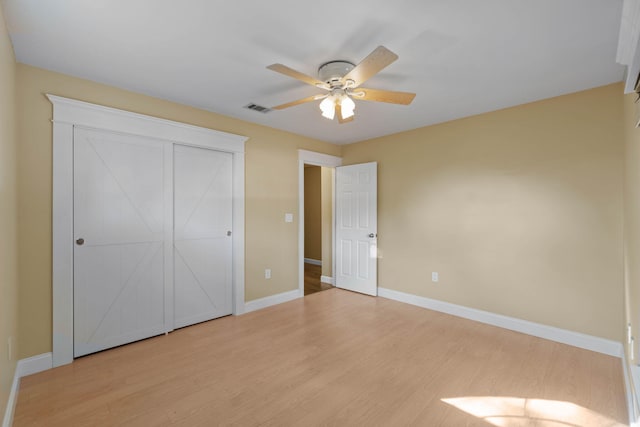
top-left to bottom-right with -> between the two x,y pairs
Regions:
266,46 -> 416,124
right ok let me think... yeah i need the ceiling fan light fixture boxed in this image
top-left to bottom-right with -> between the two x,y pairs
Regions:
319,96 -> 335,120
340,95 -> 355,119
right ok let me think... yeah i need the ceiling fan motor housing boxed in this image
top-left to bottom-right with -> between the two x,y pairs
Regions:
318,61 -> 355,87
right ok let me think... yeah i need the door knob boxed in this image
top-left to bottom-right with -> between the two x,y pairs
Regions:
368,233 -> 376,238
76,238 -> 85,245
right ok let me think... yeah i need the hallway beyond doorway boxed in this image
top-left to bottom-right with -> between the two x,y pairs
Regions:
304,263 -> 332,296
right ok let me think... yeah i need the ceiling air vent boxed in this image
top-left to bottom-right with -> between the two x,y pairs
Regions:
244,103 -> 272,113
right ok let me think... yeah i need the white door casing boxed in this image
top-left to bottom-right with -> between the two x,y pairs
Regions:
174,145 -> 233,328
73,128 -> 169,357
335,162 -> 378,296
50,95 -> 247,367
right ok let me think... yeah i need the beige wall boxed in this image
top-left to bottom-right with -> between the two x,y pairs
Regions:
321,167 -> 333,277
0,4 -> 18,418
342,83 -> 624,341
304,166 -> 322,260
623,90 -> 640,414
15,64 -> 341,359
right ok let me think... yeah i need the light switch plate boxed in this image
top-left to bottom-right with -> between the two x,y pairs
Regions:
285,213 -> 293,223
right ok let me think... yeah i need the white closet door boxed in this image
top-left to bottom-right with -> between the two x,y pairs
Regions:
73,128 -> 169,357
173,145 -> 233,328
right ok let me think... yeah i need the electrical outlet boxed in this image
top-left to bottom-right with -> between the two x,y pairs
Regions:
431,272 -> 439,283
265,269 -> 271,279
284,213 -> 293,223
629,323 -> 633,344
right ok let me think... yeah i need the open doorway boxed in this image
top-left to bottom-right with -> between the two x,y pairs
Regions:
303,165 -> 333,295
298,150 -> 342,297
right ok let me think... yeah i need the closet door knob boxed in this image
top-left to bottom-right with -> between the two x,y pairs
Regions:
76,238 -> 85,245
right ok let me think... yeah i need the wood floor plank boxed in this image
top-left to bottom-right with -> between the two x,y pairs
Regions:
14,289 -> 627,426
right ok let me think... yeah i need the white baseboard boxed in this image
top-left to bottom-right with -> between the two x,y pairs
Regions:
304,258 -> 322,266
622,349 -> 639,426
17,352 -> 53,378
243,289 -> 302,314
2,371 -> 19,427
378,287 -> 623,358
2,352 -> 53,427
320,275 -> 334,285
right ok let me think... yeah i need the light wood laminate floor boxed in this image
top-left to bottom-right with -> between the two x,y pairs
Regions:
14,289 -> 627,426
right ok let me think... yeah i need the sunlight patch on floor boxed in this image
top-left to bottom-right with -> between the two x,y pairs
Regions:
442,396 -> 626,427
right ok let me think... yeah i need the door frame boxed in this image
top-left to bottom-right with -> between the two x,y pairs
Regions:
50,95 -> 248,367
297,150 -> 342,296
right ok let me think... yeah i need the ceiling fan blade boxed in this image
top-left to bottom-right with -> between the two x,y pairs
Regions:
272,94 -> 326,110
267,64 -> 330,90
353,87 -> 416,105
343,46 -> 398,88
336,104 -> 354,124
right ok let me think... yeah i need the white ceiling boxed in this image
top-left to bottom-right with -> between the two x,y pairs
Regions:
4,0 -> 625,145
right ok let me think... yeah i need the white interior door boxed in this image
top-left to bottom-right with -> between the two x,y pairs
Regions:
335,162 -> 378,296
173,145 -> 233,328
73,128 -> 169,357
